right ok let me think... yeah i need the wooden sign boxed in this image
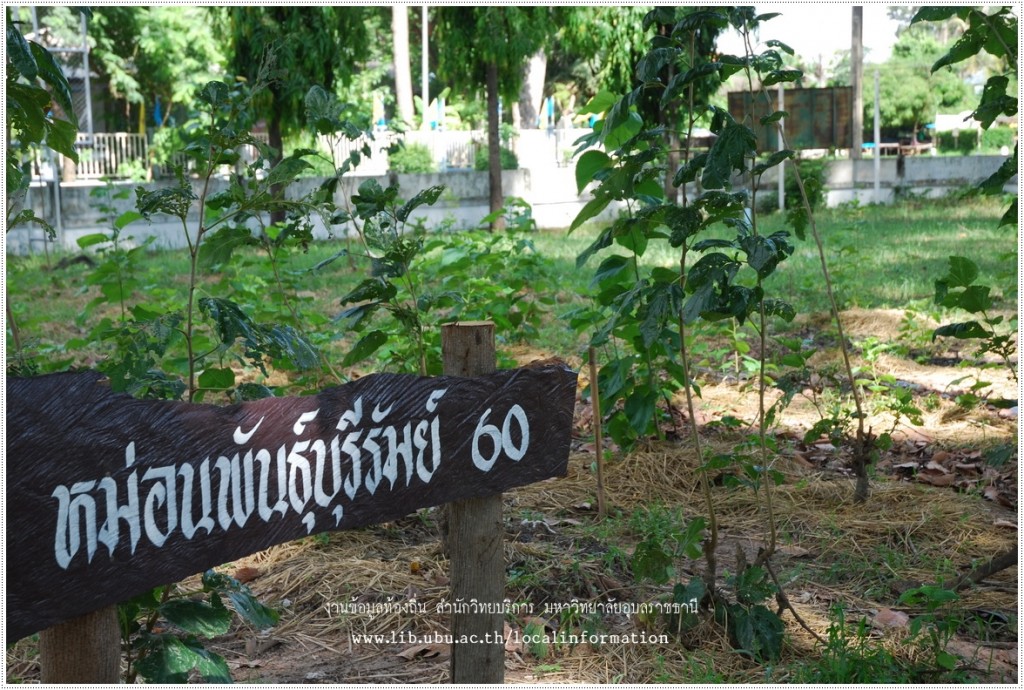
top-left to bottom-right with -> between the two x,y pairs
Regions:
6,365 -> 577,641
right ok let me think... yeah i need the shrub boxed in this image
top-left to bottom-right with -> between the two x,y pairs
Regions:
980,125 -> 1016,152
785,158 -> 827,210
388,142 -> 436,174
474,145 -> 519,171
936,130 -> 978,155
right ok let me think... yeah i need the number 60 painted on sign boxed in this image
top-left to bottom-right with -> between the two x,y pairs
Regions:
472,405 -> 530,471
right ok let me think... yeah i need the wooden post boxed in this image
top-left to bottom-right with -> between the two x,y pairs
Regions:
38,604 -> 120,683
588,346 -> 606,517
442,321 -> 505,683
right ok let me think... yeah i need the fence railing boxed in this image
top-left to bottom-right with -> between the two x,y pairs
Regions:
64,128 -> 594,181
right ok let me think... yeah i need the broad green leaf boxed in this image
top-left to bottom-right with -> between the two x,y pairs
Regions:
943,256 -> 979,288
979,149 -> 1016,195
728,604 -> 784,662
636,47 -> 677,83
911,7 -> 961,23
7,23 -> 36,79
266,156 -> 313,188
970,76 -> 1016,130
136,182 -> 196,221
575,150 -> 612,194
673,152 -> 708,187
263,324 -> 319,370
624,388 -> 657,436
764,39 -> 794,56
197,225 -> 252,271
396,184 -> 445,222
46,118 -> 79,163
752,149 -> 794,176
662,62 -> 721,107
761,69 -> 802,86
956,284 -> 993,313
134,634 -> 232,683
114,210 -> 144,231
160,597 -> 232,638
342,330 -> 388,367
198,81 -> 230,108
29,42 -> 74,116
570,195 -> 612,233
604,110 -> 643,150
578,90 -> 618,116
999,199 -> 1016,228
932,321 -> 990,340
931,27 -> 986,72
197,367 -> 235,390
759,110 -> 788,126
575,226 -> 614,268
76,232 -> 110,249
591,254 -> 633,288
632,538 -> 674,584
701,121 -> 756,189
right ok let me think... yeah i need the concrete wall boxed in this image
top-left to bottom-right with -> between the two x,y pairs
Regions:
7,154 -> 1015,255
749,154 -> 1017,206
7,167 -> 626,255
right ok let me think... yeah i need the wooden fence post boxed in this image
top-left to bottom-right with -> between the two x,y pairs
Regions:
38,604 -> 120,683
442,321 -> 505,683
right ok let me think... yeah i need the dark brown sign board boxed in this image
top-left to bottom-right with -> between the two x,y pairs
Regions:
6,365 -> 578,641
728,86 -> 854,151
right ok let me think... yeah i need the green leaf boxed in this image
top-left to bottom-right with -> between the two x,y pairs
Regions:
761,69 -> 802,86
911,7 -> 961,23
764,39 -> 794,56
136,182 -> 197,221
578,90 -> 618,116
134,634 -> 232,683
591,254 -> 634,288
728,604 -> 784,662
636,47 -> 677,82
956,284 -> 992,313
197,367 -> 235,391
971,76 -> 1016,130
570,195 -> 612,233
575,150 -> 612,194
396,184 -> 445,222
752,149 -> 794,176
931,27 -> 987,72
160,597 -> 232,638
76,232 -> 110,249
701,121 -> 756,189
933,321 -> 990,341
662,62 -> 721,107
632,538 -> 674,584
198,225 -> 253,271
759,110 -> 788,126
342,330 -> 388,367
999,199 -> 1016,228
7,22 -> 37,79
624,388 -> 657,436
114,210 -> 144,231
266,156 -> 313,188
943,256 -> 979,288
979,149 -> 1017,195
46,118 -> 79,163
29,42 -> 74,116
198,81 -> 231,109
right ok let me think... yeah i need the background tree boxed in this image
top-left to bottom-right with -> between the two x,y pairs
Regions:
223,7 -> 371,164
865,26 -> 969,140
391,6 -> 415,129
433,6 -> 553,229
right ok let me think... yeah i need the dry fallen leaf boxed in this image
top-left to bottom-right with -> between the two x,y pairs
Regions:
993,519 -> 1018,529
872,608 -> 910,629
233,566 -> 260,583
397,642 -> 449,661
919,472 -> 956,487
931,450 -> 951,465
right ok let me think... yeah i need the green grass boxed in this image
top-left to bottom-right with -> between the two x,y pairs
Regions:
6,194 -> 1015,380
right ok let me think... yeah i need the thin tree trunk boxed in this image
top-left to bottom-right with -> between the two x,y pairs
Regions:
392,6 -> 415,128
851,6 -> 864,158
268,102 -> 286,225
517,49 -> 547,129
485,61 -> 505,231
